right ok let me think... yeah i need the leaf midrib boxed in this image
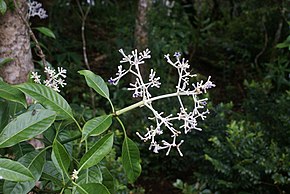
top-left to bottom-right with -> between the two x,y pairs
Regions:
18,84 -> 73,120
0,112 -> 55,147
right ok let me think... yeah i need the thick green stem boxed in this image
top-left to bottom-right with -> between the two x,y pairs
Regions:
114,91 -> 196,116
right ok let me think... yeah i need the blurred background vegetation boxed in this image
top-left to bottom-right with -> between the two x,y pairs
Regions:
31,0 -> 289,193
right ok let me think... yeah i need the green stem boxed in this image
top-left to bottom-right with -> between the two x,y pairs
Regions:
72,117 -> 82,132
60,134 -> 82,144
115,116 -> 127,137
114,91 -> 196,116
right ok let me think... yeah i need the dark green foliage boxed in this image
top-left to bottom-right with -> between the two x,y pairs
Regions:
2,0 -> 290,193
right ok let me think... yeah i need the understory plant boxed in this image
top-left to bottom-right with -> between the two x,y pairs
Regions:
0,48 -> 215,193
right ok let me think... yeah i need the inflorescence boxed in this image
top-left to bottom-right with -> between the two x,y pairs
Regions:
109,49 -> 215,156
31,66 -> 67,92
27,0 -> 48,19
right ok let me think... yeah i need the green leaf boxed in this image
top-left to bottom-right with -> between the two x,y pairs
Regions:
0,57 -> 14,67
0,158 -> 34,182
51,139 -> 71,179
0,0 -> 7,15
100,167 -> 115,194
76,166 -> 102,185
3,150 -> 46,194
0,100 -> 9,131
42,161 -> 63,187
0,81 -> 27,108
78,70 -> 110,100
76,183 -> 110,194
79,133 -> 114,171
34,27 -> 56,39
122,136 -> 141,183
0,109 -> 56,148
16,83 -> 73,120
82,115 -> 112,141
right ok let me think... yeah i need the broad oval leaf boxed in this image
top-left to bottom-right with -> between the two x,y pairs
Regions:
34,27 -> 56,39
16,83 -> 73,120
3,150 -> 46,194
79,133 -> 114,171
122,136 -> 141,183
82,115 -> 112,141
0,158 -> 34,182
0,81 -> 27,108
78,70 -> 110,100
51,139 -> 71,179
76,183 -> 110,194
0,109 -> 56,148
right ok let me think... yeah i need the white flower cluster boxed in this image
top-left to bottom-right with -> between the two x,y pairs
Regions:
71,169 -> 79,180
31,67 -> 67,92
86,0 -> 95,6
111,49 -> 215,156
27,0 -> 48,19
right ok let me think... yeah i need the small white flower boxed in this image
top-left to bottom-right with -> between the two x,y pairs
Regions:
31,72 -> 41,84
27,0 -> 48,19
71,169 -> 79,180
111,49 -> 215,156
31,66 -> 67,92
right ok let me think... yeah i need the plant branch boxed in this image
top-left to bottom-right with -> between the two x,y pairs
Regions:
76,0 -> 96,116
13,0 -> 49,77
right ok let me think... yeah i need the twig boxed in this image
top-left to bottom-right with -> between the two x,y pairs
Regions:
13,0 -> 49,78
76,0 -> 96,116
254,16 -> 268,69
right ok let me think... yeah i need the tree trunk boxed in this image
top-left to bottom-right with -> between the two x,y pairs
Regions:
134,0 -> 151,77
0,0 -> 33,84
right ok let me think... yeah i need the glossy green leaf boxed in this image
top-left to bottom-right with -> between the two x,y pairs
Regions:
16,83 -> 73,120
0,81 -> 27,108
76,183 -> 110,194
0,158 -> 34,182
122,136 -> 141,183
82,115 -> 112,141
0,109 -> 56,148
76,166 -> 102,185
51,139 -> 71,179
0,0 -> 7,15
78,70 -> 110,100
79,133 -> 114,171
35,27 -> 56,39
3,150 -> 46,194
0,57 -> 14,67
42,161 -> 63,187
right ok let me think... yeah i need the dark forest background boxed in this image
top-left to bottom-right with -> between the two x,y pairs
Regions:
26,0 -> 290,193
